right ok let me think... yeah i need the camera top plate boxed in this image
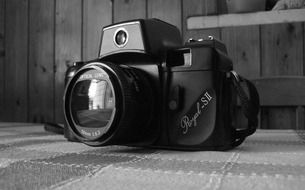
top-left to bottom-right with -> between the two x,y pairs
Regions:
99,19 -> 182,59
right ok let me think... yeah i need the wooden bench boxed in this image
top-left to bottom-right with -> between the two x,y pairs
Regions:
252,76 -> 305,130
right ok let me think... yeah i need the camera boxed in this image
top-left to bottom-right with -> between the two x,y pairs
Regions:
63,19 -> 259,150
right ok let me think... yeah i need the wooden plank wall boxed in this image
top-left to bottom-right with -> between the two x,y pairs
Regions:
114,0 -> 146,23
83,0 -> 112,61
0,0 -> 183,124
183,0 -> 220,41
55,0 -> 82,123
29,0 -> 55,123
260,23 -> 304,129
4,0 -> 28,122
0,0 -> 4,121
147,0 -> 181,32
1,0 -> 304,129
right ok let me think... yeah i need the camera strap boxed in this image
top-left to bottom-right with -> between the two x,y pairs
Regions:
44,122 -> 64,134
230,71 -> 260,147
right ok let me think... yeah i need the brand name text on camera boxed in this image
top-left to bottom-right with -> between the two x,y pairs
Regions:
180,91 -> 213,134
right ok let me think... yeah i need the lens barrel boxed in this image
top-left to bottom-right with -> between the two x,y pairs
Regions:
64,62 -> 156,146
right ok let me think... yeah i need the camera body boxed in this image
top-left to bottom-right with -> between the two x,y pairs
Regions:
63,19 -> 245,150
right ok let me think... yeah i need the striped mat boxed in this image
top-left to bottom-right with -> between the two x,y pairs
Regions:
0,123 -> 305,190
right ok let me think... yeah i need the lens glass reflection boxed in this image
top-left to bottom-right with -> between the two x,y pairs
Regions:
70,70 -> 115,131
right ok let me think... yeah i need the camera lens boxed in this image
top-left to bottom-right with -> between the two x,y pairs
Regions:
70,70 -> 115,139
64,62 -> 156,146
114,29 -> 128,47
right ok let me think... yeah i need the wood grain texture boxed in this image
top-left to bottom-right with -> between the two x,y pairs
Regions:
221,26 -> 260,128
0,0 -> 4,121
147,0 -> 182,32
182,0 -> 220,42
261,23 -> 304,129
303,23 -> 305,130
221,26 -> 260,78
113,0 -> 146,23
261,23 -> 303,76
252,77 -> 305,106
217,0 -> 227,14
55,0 -> 82,123
188,9 -> 305,29
5,0 -> 28,122
296,106 -> 304,130
83,0 -> 112,60
29,0 -> 55,123
261,108 -> 296,129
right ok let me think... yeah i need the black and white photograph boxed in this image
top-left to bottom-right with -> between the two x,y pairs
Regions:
0,0 -> 305,189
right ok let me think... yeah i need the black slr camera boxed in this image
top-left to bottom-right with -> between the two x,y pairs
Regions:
63,19 -> 259,150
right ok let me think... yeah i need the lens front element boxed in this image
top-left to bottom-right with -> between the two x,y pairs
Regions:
70,69 -> 116,140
